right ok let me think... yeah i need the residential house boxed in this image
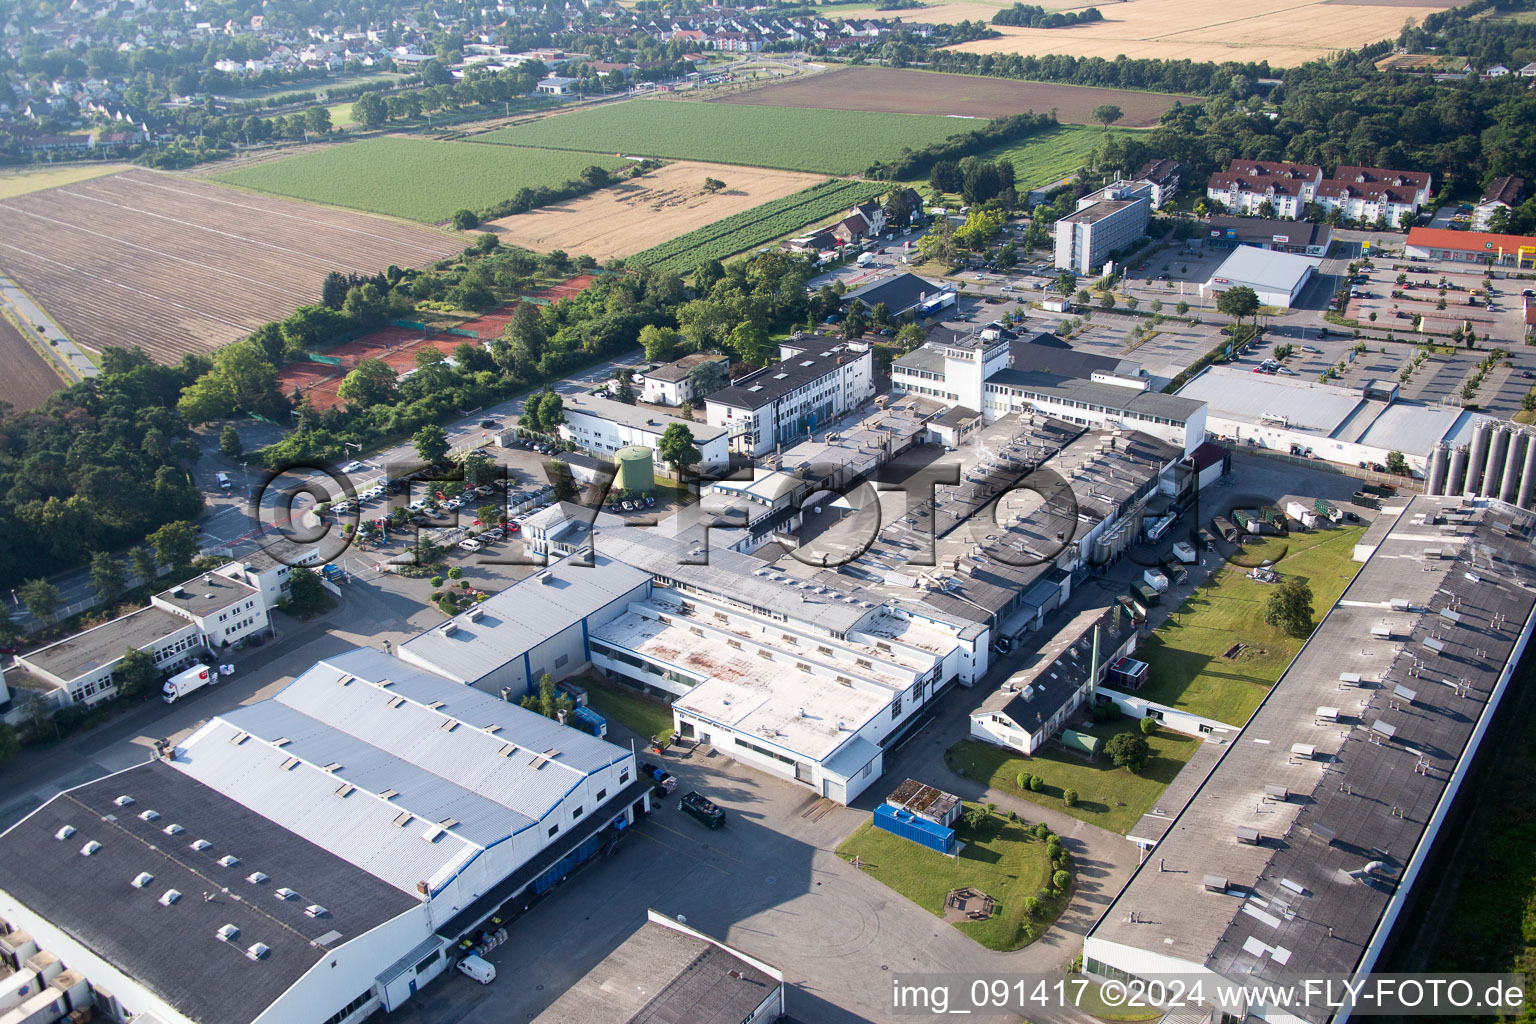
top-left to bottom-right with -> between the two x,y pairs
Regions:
1206,160 -> 1324,219
1475,175 -> 1525,231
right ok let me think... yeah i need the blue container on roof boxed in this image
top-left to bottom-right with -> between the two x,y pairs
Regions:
873,804 -> 957,856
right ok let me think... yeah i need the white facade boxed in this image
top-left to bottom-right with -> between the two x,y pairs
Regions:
559,394 -> 729,473
891,333 -> 1010,411
1053,181 -> 1154,273
1199,245 -> 1321,309
982,372 -> 1208,457
704,342 -> 875,457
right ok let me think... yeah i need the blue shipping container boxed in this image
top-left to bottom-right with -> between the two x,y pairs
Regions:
572,705 -> 608,738
873,804 -> 957,856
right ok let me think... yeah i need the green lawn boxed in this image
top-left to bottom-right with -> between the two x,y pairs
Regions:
947,723 -> 1200,835
916,123 -> 1136,192
213,137 -> 625,223
836,804 -> 1065,950
1131,525 -> 1367,725
577,675 -> 676,741
214,71 -> 408,103
473,99 -> 972,175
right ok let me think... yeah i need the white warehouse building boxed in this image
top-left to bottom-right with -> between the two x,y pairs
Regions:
558,393 -> 729,474
1199,245 -> 1322,310
0,646 -> 647,1024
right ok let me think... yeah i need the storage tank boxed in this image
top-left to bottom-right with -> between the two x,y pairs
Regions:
1467,420 -> 1493,495
1485,426 -> 1511,498
614,445 -> 656,494
1427,445 -> 1449,496
1502,432 -> 1527,504
1521,434 -> 1536,509
1448,445 -> 1470,498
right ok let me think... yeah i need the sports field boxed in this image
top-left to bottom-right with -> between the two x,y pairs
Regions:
717,67 -> 1195,127
489,161 -> 824,261
942,0 -> 1466,66
214,137 -> 626,223
473,100 -> 970,175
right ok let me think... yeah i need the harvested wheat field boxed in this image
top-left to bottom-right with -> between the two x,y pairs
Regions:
942,0 -> 1466,66
0,168 -> 463,364
488,161 -> 824,261
718,67 -> 1194,127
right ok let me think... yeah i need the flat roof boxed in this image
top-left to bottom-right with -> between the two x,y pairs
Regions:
1206,215 -> 1331,248
533,917 -> 778,1024
562,392 -> 727,442
398,554 -> 651,684
0,760 -> 414,1024
841,273 -> 946,314
155,571 -> 260,618
21,605 -> 194,684
986,369 -> 1205,423
705,343 -> 867,411
1089,497 -> 1536,1017
1060,198 -> 1136,225
1177,366 -> 1466,457
1204,245 -> 1322,291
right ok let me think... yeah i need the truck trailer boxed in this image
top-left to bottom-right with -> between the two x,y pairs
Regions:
162,664 -> 216,704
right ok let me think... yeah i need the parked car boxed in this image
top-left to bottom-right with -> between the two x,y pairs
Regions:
479,419 -> 499,428
459,539 -> 482,552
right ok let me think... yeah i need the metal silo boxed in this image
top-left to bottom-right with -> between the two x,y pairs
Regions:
1467,420 -> 1493,495
1502,432 -> 1527,504
1427,445 -> 1449,496
614,446 -> 656,495
1448,445 -> 1470,497
1521,435 -> 1536,509
1486,426 -> 1511,498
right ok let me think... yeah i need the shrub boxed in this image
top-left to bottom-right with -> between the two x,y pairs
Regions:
1063,788 -> 1079,807
1007,809 -> 1019,822
1024,896 -> 1043,918
448,567 -> 463,580
1028,775 -> 1044,792
963,805 -> 990,829
986,801 -> 996,814
1139,715 -> 1157,736
1053,869 -> 1072,892
430,575 -> 443,588
1090,704 -> 1108,723
1016,771 -> 1030,790
1033,822 -> 1052,840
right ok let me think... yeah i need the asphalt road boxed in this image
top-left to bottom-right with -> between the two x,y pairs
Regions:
0,271 -> 95,383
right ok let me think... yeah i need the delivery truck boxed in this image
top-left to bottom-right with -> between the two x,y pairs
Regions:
162,664 -> 216,704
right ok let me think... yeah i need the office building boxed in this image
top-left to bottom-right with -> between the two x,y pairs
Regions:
1053,181 -> 1154,274
704,338 -> 874,457
558,392 -> 729,473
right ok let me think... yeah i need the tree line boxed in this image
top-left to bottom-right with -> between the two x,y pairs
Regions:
865,110 -> 1056,180
992,4 -> 1103,28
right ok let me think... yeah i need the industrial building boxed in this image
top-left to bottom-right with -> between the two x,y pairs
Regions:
969,607 -> 1135,755
1177,366 -> 1474,477
398,553 -> 653,699
1053,181 -> 1154,274
558,393 -> 729,473
0,646 -> 647,1024
704,337 -> 874,457
1405,226 -> 1536,265
982,370 -> 1207,456
7,561 -> 273,713
533,910 -> 784,1024
1423,418 -> 1536,510
1084,496 -> 1536,1023
1202,216 -> 1333,257
891,327 -> 1011,410
1199,246 -> 1322,309
839,273 -> 948,318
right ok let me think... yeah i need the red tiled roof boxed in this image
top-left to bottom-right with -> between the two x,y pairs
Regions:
1223,160 -> 1323,180
1406,227 -> 1536,253
1208,173 -> 1309,197
1315,181 -> 1420,204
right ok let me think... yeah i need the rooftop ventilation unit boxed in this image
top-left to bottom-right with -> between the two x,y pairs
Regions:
80,841 -> 101,856
190,839 -> 211,851
159,890 -> 181,906
246,943 -> 271,961
247,872 -> 269,884
218,855 -> 240,868
275,888 -> 298,901
138,809 -> 160,822
55,826 -> 75,841
113,795 -> 134,807
163,823 -> 184,836
466,606 -> 483,622
1203,874 -> 1229,893
131,872 -> 154,888
304,905 -> 329,918
216,924 -> 240,943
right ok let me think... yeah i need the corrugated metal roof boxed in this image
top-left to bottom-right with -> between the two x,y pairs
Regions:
173,718 -> 479,895
397,555 -> 650,684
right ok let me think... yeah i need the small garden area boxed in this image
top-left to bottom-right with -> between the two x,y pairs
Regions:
947,719 -> 1199,835
575,674 -> 676,743
836,802 -> 1071,951
1131,525 -> 1365,725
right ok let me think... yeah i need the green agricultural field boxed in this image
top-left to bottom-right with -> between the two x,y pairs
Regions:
956,123 -> 1133,192
1132,525 -> 1367,725
474,100 -> 970,175
628,178 -> 887,273
213,137 -> 624,223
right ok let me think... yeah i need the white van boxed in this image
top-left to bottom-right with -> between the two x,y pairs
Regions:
216,472 -> 231,492
457,955 -> 496,985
